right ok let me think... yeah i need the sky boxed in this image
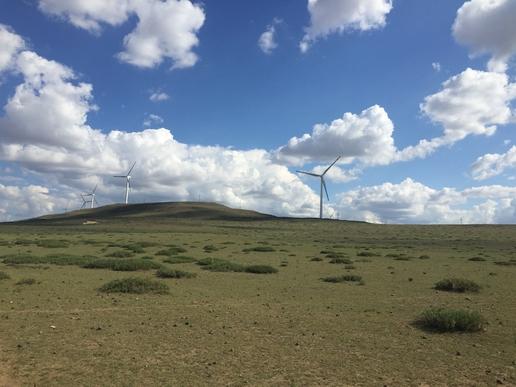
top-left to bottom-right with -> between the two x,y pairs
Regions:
0,0 -> 515,224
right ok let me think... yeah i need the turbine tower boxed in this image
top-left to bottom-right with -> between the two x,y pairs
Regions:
82,185 -> 98,209
114,162 -> 135,204
297,156 -> 341,219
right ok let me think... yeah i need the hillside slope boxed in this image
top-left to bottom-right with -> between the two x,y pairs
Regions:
21,202 -> 275,224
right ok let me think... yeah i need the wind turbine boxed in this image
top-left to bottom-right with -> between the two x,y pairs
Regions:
114,162 -> 135,204
80,194 -> 90,209
297,156 -> 341,219
82,185 -> 98,209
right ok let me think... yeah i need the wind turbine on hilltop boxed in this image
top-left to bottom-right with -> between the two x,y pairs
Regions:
297,156 -> 341,220
114,162 -> 135,204
82,185 -> 98,209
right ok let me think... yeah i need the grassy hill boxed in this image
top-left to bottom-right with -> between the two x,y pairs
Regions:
21,201 -> 275,224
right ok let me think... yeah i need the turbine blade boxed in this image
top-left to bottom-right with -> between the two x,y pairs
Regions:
322,177 -> 329,201
127,161 -> 136,175
92,184 -> 97,194
113,175 -> 126,178
296,170 -> 320,177
322,156 -> 341,176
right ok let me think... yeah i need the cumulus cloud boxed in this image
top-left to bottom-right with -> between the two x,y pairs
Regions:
38,0 -> 205,69
432,62 -> 441,72
0,183 -> 63,222
396,68 -> 516,161
300,0 -> 393,52
149,91 -> 169,102
453,0 -> 516,72
336,178 -> 516,224
258,19 -> 280,54
276,105 -> 397,166
0,28 -> 324,221
0,24 -> 25,73
143,113 -> 163,127
471,145 -> 516,180
38,0 -> 131,33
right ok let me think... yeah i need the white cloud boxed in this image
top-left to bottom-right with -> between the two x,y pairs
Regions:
336,178 -> 516,224
276,105 -> 397,166
149,91 -> 169,102
0,32 -> 324,221
300,0 -> 393,52
143,113 -> 163,127
432,62 -> 441,72
396,68 -> 516,161
453,0 -> 516,72
471,145 -> 516,180
117,0 -> 205,69
0,183 -> 60,222
38,0 -> 131,33
38,0 -> 205,69
0,24 -> 25,73
258,20 -> 279,55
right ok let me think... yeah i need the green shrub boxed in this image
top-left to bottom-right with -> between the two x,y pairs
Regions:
196,257 -> 229,266
434,278 -> 481,293
16,278 -> 36,285
357,251 -> 380,257
99,278 -> 169,294
242,246 -> 275,253
3,254 -> 95,266
322,275 -> 362,283
156,268 -> 196,279
344,265 -> 356,270
82,259 -> 161,271
394,257 -> 412,261
201,260 -> 246,272
419,255 -> 431,259
310,257 -> 323,262
163,256 -> 196,264
155,247 -> 187,256
14,239 -> 33,246
245,265 -> 278,274
325,252 -> 348,259
417,308 -> 485,332
203,245 -> 219,252
105,250 -> 135,258
37,240 -> 69,248
469,257 -> 486,262
329,257 -> 353,264
385,253 -> 405,258
0,271 -> 10,280
494,260 -> 516,266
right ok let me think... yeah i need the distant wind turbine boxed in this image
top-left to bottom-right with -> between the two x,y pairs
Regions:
114,162 -> 135,204
82,185 -> 98,209
297,156 -> 341,219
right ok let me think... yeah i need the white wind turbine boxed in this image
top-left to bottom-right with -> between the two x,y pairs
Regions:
82,185 -> 98,209
297,156 -> 341,219
114,162 -> 136,204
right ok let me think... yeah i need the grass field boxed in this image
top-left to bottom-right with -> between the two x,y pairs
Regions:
0,203 -> 515,386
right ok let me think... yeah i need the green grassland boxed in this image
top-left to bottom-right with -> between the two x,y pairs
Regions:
0,202 -> 515,386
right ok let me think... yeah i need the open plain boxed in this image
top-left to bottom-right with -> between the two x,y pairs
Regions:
0,203 -> 515,386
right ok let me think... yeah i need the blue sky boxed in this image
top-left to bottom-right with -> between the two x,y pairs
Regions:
0,0 -> 515,223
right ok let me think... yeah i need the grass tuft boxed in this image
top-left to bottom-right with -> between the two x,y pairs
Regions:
469,257 -> 486,262
99,278 -> 169,294
2,254 -> 95,266
155,247 -> 187,256
322,274 -> 362,283
82,259 -> 161,271
244,265 -> 278,274
105,250 -> 135,258
434,278 -> 481,293
156,267 -> 196,279
163,256 -> 196,264
16,278 -> 36,285
243,246 -> 275,253
329,257 -> 353,264
0,271 -> 10,280
357,251 -> 380,257
416,308 -> 485,332
37,240 -> 69,248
